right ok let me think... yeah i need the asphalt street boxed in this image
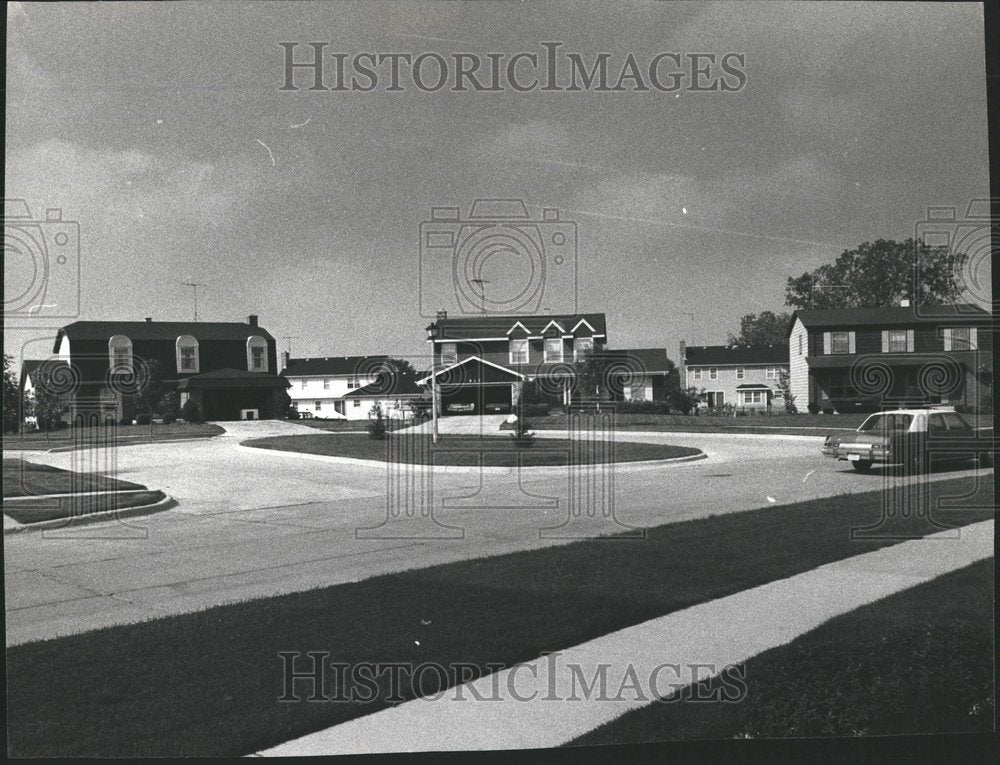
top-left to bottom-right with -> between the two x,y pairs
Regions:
4,419 -> 989,645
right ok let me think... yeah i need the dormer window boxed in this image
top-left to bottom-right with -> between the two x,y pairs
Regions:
176,335 -> 200,374
573,337 -> 593,361
440,342 -> 457,365
108,335 -> 133,373
247,336 -> 269,372
543,337 -> 563,363
509,338 -> 528,365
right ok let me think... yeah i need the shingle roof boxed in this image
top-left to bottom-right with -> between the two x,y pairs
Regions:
175,368 -> 289,390
432,313 -> 607,340
684,345 -> 789,365
19,358 -> 68,384
343,376 -> 424,398
57,320 -> 274,345
282,356 -> 390,377
789,304 -> 989,334
607,348 -> 673,374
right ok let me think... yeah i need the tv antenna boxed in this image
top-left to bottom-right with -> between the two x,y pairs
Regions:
181,282 -> 207,321
281,336 -> 302,356
470,278 -> 490,315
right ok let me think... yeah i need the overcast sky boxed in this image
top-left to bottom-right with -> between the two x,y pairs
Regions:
4,1 -> 990,367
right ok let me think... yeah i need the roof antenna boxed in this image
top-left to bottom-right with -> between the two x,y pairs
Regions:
181,282 -> 207,321
281,336 -> 301,356
470,278 -> 490,316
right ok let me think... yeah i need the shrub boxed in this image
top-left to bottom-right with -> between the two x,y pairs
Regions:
136,413 -> 152,426
162,411 -> 177,425
367,402 -> 388,440
615,400 -> 671,415
180,398 -> 203,423
807,402 -> 820,415
520,402 -> 551,418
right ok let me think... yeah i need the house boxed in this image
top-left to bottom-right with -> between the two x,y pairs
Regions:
32,315 -> 289,422
281,355 -> 424,420
679,342 -> 789,410
787,302 -> 992,413
418,312 -> 673,414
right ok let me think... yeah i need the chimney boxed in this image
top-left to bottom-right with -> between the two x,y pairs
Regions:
145,317 -> 152,322
436,309 -> 448,321
248,314 -> 258,327
899,298 -> 911,308
280,351 -> 290,371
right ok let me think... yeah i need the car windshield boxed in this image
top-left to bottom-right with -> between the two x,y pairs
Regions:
859,413 -> 913,432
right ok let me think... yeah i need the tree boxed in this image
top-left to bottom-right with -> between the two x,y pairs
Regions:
123,359 -> 163,435
727,311 -> 793,346
367,401 -> 388,440
785,238 -> 965,310
670,386 -> 704,415
3,354 -> 20,434
32,386 -> 65,432
776,369 -> 797,414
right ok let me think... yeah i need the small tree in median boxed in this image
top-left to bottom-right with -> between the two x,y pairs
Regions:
180,397 -> 203,424
367,401 -> 388,440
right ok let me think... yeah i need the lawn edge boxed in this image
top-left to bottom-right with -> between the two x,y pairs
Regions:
3,493 -> 176,535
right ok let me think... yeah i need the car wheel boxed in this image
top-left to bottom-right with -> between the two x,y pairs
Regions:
851,460 -> 873,473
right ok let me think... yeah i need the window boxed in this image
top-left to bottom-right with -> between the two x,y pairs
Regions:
830,331 -> 850,354
765,367 -> 778,379
440,342 -> 457,365
353,399 -> 361,407
544,338 -> 563,363
246,336 -> 269,372
692,368 -> 703,381
709,367 -> 718,380
108,335 -> 133,373
944,327 -> 976,350
509,338 -> 528,365
736,368 -> 745,380
315,400 -> 322,411
174,335 -> 199,374
301,379 -> 307,390
887,329 -> 908,353
826,372 -> 861,400
573,337 -> 593,361
741,390 -> 765,405
347,377 -> 359,389
928,414 -> 947,432
859,413 -> 913,432
942,413 -> 970,431
323,379 -> 330,390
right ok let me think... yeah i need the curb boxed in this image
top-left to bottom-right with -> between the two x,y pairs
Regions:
235,442 -> 708,474
3,494 -> 177,535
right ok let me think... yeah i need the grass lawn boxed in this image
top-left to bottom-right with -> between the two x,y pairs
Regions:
2,422 -> 225,451
296,418 -> 411,432
3,459 -> 146,498
244,432 -> 701,466
531,412 -> 994,437
5,476 -> 992,757
4,490 -> 166,524
570,558 -> 994,744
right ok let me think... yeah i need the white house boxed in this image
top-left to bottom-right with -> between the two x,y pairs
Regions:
281,354 -> 423,420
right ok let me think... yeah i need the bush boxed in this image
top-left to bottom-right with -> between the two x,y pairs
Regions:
136,413 -> 152,426
615,400 -> 671,415
520,402 -> 551,418
162,411 -> 177,425
807,402 -> 820,415
180,398 -> 203,424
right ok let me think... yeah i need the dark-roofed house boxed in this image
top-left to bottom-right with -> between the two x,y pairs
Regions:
680,342 -> 789,410
419,312 -> 673,413
281,355 -> 422,419
37,315 -> 288,422
787,302 -> 992,413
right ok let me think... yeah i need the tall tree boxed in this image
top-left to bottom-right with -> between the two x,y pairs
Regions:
726,311 -> 793,346
785,238 -> 966,310
3,354 -> 22,434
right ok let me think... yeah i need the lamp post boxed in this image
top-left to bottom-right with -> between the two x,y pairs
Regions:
426,322 -> 440,444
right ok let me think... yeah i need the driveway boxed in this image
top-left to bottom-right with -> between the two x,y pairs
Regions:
5,420 -> 989,645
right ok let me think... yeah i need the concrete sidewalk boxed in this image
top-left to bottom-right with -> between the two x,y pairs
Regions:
256,520 -> 994,755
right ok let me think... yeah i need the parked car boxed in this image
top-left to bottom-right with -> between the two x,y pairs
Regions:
483,403 -> 511,414
821,407 -> 992,473
446,402 -> 475,413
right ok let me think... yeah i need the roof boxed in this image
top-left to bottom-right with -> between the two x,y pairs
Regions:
282,356 -> 390,377
432,313 -> 607,340
736,383 -> 773,390
343,376 -> 424,398
19,358 -> 68,386
606,348 -> 673,374
56,320 -> 274,349
175,368 -> 289,390
684,344 -> 789,365
417,356 -> 526,384
789,304 -> 989,335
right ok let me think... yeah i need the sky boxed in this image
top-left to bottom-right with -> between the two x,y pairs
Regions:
4,1 -> 990,369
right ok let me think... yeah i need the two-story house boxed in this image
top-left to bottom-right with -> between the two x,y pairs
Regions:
281,355 -> 423,420
418,312 -> 672,414
680,342 -> 789,410
787,302 -> 992,413
28,315 -> 288,422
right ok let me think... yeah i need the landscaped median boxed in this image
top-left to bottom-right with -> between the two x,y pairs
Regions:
242,432 -> 702,467
1,422 -> 225,452
2,458 -> 171,529
5,475 -> 992,756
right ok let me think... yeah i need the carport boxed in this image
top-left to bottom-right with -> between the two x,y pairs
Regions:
418,356 -> 524,416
